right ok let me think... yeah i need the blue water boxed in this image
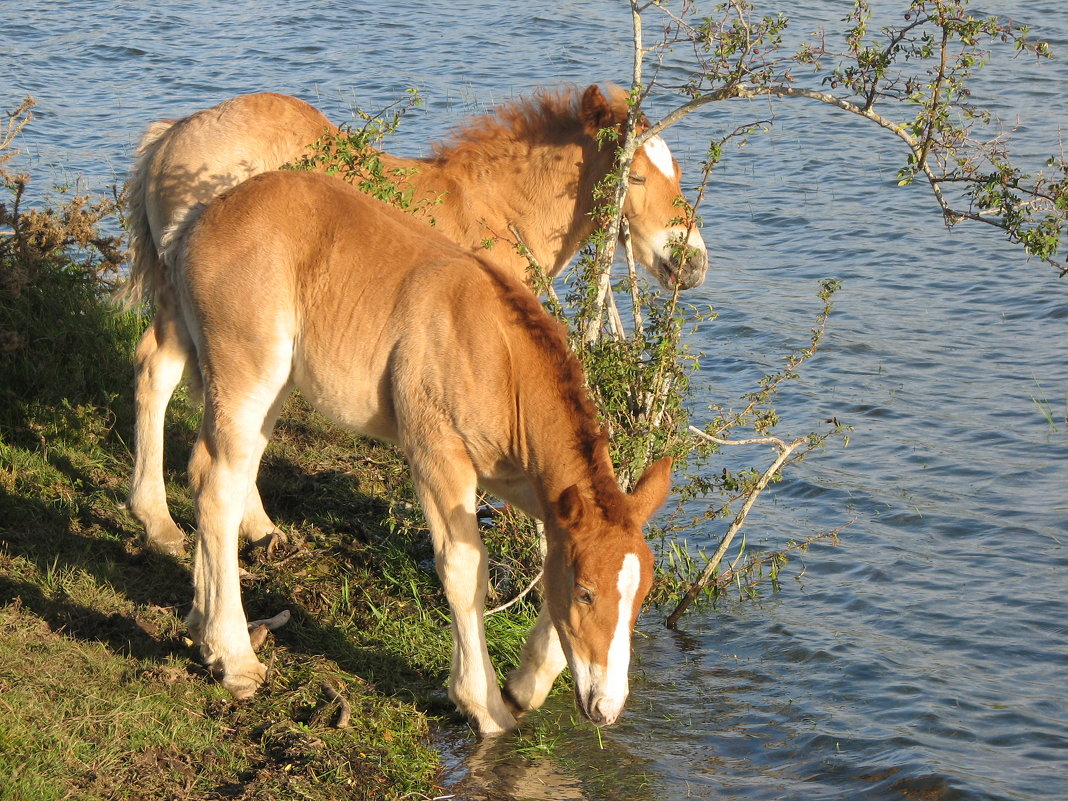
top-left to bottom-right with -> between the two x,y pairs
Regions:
3,1 -> 1066,799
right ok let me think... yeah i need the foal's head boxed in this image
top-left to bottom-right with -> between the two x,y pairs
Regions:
579,85 -> 709,290
545,457 -> 672,727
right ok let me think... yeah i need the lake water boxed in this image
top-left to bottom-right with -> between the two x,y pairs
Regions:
3,1 -> 1067,799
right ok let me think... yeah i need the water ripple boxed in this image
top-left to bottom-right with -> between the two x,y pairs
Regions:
4,1 -> 1068,799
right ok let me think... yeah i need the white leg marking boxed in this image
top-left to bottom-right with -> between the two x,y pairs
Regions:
190,446 -> 266,698
506,603 -> 568,711
129,315 -> 191,554
416,469 -> 517,735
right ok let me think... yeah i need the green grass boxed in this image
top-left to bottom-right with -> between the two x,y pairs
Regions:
0,602 -> 231,801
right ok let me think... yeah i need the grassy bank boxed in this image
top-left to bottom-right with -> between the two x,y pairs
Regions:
0,391 -> 473,799
0,311 -> 472,798
0,124 -> 549,799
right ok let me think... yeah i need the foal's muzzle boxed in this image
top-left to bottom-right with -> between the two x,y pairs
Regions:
576,684 -> 629,728
643,225 -> 708,291
657,245 -> 709,290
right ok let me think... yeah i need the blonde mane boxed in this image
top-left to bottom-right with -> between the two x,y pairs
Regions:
431,85 -> 629,165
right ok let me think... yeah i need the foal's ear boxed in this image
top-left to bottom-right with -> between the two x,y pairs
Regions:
628,457 -> 673,521
580,84 -> 622,136
554,484 -> 587,528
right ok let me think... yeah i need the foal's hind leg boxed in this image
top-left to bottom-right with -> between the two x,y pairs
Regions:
128,308 -> 284,555
128,309 -> 194,555
186,413 -> 266,698
186,371 -> 291,698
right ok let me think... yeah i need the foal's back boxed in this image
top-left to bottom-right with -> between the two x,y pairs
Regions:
123,93 -> 337,308
174,170 -> 534,447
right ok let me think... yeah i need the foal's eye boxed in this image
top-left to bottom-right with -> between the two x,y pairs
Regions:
574,585 -> 595,605
628,174 -> 647,185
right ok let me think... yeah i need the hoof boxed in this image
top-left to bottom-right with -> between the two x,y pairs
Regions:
246,529 -> 287,559
136,514 -> 186,559
501,684 -> 527,718
475,713 -> 519,737
142,520 -> 187,556
127,497 -> 188,556
220,661 -> 268,700
467,702 -> 519,737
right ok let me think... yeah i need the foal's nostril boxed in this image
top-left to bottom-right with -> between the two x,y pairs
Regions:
672,249 -> 708,290
589,696 -> 626,727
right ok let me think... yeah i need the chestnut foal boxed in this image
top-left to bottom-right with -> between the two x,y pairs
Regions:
163,170 -> 671,734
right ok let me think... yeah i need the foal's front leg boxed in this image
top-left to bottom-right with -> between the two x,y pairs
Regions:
477,482 -> 567,714
505,601 -> 568,714
411,450 -> 518,736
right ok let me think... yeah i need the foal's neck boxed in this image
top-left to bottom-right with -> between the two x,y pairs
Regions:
380,139 -> 607,283
513,360 -> 623,520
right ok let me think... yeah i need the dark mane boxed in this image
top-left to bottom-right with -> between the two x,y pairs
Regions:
431,86 -> 589,164
477,260 -> 627,520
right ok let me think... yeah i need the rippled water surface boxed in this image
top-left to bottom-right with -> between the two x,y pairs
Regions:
3,2 -> 1066,799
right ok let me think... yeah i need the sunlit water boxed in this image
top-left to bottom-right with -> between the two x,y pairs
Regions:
3,1 -> 1066,799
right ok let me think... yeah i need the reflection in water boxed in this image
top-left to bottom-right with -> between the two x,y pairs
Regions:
437,731 -> 586,801
434,697 -> 664,801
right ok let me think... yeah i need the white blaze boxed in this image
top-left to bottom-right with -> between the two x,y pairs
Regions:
641,136 -> 676,179
595,552 -> 642,723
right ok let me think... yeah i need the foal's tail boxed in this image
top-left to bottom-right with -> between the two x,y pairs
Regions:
114,118 -> 178,310
157,201 -> 207,282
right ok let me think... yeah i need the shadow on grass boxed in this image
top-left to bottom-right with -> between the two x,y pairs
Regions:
0,435 -> 456,726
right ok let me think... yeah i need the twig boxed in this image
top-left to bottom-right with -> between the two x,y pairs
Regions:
621,218 -> 644,335
582,2 -> 648,345
605,287 -> 627,341
644,80 -> 1011,238
484,569 -> 543,616
509,222 -> 559,308
264,650 -> 277,686
666,428 -> 808,628
321,681 -> 352,728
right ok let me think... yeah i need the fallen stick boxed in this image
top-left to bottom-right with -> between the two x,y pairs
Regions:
248,610 -> 291,631
321,681 -> 352,728
665,428 -> 807,628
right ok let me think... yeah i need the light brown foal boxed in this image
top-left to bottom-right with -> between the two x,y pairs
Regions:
164,169 -> 671,735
